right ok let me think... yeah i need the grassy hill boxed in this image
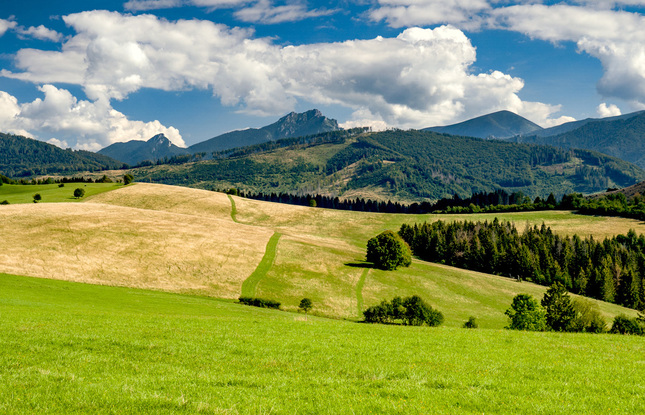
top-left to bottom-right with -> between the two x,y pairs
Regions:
2,272 -> 645,414
0,182 -> 640,326
128,129 -> 645,201
0,182 -> 122,204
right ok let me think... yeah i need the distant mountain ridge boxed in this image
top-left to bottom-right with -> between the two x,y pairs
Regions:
99,134 -> 189,166
512,111 -> 645,169
424,110 -> 543,139
188,109 -> 340,154
98,109 -> 340,165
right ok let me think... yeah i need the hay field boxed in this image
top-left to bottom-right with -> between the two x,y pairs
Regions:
0,183 -> 640,325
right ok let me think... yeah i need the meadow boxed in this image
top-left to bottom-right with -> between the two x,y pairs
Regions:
0,183 -> 639,324
0,183 -> 122,204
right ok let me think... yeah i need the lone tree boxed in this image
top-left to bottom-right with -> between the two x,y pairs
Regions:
33,193 -> 41,203
541,282 -> 576,331
299,298 -> 313,315
366,230 -> 412,270
123,174 -> 134,185
74,188 -> 85,199
505,294 -> 547,331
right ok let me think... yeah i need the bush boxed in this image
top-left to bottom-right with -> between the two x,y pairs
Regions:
363,295 -> 443,327
610,315 -> 644,335
569,299 -> 606,333
123,174 -> 134,185
58,183 -> 65,188
299,298 -> 313,314
74,188 -> 86,199
0,200 -> 9,205
33,193 -> 41,202
366,230 -> 412,270
238,296 -> 281,309
505,294 -> 547,331
463,316 -> 478,329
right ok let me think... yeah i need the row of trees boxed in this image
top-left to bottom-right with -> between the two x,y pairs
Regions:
506,283 -> 644,334
399,219 -> 645,309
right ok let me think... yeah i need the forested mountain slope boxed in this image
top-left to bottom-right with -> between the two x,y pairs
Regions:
129,129 -> 645,201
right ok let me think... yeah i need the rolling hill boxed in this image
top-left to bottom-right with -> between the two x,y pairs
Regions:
513,111 -> 645,170
424,110 -> 543,139
127,129 -> 645,201
0,132 -> 123,177
0,182 -> 639,325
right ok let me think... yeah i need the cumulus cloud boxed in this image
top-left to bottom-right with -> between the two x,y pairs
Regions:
369,0 -> 491,29
15,25 -> 63,42
3,11 -> 564,136
597,102 -> 622,117
0,86 -> 184,151
0,19 -> 17,36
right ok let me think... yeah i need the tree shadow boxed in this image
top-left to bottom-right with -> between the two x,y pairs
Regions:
344,262 -> 374,269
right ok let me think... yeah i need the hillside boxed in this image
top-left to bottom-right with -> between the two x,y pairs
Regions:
533,110 -> 645,137
0,132 -> 123,177
98,133 -> 189,165
513,111 -> 645,169
128,129 -> 645,201
188,109 -> 340,154
424,110 -> 543,139
0,182 -> 640,324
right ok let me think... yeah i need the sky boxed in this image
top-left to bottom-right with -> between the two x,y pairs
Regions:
0,1 -> 644,151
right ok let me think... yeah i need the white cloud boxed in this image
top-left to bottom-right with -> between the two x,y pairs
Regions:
124,0 -> 185,11
15,25 -> 63,42
369,0 -> 491,28
0,19 -> 17,37
2,11 -> 563,134
597,102 -> 622,117
47,138 -> 69,148
0,86 -> 184,151
490,5 -> 645,106
234,0 -> 337,24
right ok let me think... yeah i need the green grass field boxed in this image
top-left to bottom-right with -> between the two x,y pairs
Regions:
2,273 -> 644,414
0,183 -> 123,204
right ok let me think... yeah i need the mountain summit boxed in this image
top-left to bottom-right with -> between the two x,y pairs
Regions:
188,109 -> 340,154
424,110 -> 543,139
98,134 -> 188,166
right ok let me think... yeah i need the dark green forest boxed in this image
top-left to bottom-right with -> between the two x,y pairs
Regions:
132,129 -> 645,201
0,133 -> 123,177
399,219 -> 645,310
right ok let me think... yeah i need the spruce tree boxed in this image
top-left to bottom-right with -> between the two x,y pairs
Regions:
541,282 -> 576,331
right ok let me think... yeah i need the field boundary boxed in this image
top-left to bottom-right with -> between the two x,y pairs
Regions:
241,232 -> 282,297
356,268 -> 369,318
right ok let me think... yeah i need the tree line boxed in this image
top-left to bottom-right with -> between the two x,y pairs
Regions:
398,219 -> 645,310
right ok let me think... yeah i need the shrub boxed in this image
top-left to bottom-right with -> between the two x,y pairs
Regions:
569,299 -> 606,333
610,315 -> 644,335
363,295 -> 442,327
74,188 -> 86,199
123,174 -> 134,185
505,294 -> 547,331
238,296 -> 281,309
58,183 -> 65,188
463,316 -> 478,329
33,193 -> 41,202
0,200 -> 9,205
366,230 -> 412,270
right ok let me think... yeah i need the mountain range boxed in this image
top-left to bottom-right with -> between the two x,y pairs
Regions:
424,110 -> 543,139
98,109 -> 340,165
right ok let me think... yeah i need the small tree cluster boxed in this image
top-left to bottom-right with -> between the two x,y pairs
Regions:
506,283 -> 608,333
364,295 -> 443,327
366,230 -> 412,271
238,296 -> 280,309
123,174 -> 134,185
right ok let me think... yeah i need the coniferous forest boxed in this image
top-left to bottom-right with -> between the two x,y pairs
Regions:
399,220 -> 645,310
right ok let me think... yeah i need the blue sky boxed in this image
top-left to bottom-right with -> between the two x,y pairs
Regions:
0,1 -> 644,150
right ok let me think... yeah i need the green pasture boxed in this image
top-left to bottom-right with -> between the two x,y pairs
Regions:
1,273 -> 644,415
0,183 -> 123,204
